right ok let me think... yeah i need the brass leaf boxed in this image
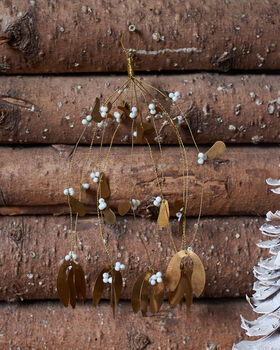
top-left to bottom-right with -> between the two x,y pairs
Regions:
69,196 -> 86,217
74,263 -> 86,301
165,250 -> 186,292
150,282 -> 165,314
68,267 -> 77,309
118,102 -> 130,117
103,207 -> 116,224
93,266 -> 111,307
118,200 -> 131,216
131,272 -> 148,313
184,266 -> 193,314
113,270 -> 123,304
91,97 -> 102,122
168,272 -> 188,308
157,199 -> 170,227
174,199 -> 184,213
107,102 -> 112,113
205,141 -> 226,160
57,260 -> 71,307
136,122 -> 153,143
186,249 -> 206,297
140,272 -> 152,317
100,172 -> 110,199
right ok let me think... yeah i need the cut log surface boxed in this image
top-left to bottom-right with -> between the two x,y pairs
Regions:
0,0 -> 279,73
0,74 -> 280,145
0,146 -> 278,216
0,215 -> 267,301
0,300 -> 253,350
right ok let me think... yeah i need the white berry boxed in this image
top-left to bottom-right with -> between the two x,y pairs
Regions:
63,189 -> 69,195
198,158 -> 204,165
148,103 -> 155,110
86,115 -> 92,121
155,196 -> 162,202
65,254 -> 70,261
95,172 -> 100,177
98,202 -> 107,210
99,198 -> 105,204
156,277 -> 163,283
150,279 -> 156,286
156,271 -> 162,278
120,264 -> 125,270
108,277 -> 112,284
101,111 -> 107,118
131,106 -> 137,113
82,119 -> 87,125
69,188 -> 75,196
169,92 -> 174,98
93,177 -> 99,183
150,109 -> 156,115
174,91 -> 180,97
82,183 -> 89,190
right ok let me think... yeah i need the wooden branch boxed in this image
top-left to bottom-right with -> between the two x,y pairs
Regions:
0,74 -> 280,145
0,215 -> 267,301
0,146 -> 278,216
0,0 -> 279,73
0,300 -> 253,349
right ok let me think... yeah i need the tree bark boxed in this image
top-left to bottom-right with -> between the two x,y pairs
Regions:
0,0 -> 279,73
0,146 -> 278,216
0,74 -> 280,145
0,300 -> 254,349
0,215 -> 266,301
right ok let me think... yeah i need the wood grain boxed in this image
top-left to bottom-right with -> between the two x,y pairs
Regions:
0,74 -> 279,145
0,215 -> 266,301
0,0 -> 279,73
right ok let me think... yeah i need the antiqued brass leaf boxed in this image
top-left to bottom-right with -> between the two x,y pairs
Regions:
118,200 -> 131,216
178,215 -> 185,235
131,272 -> 148,313
57,260 -> 71,307
165,250 -> 187,291
100,172 -> 110,199
107,102 -> 112,112
140,272 -> 152,317
68,268 -> 77,308
69,196 -> 86,217
174,199 -> 184,213
93,266 -> 111,307
205,141 -> 226,160
74,263 -> 86,301
113,270 -> 123,304
135,122 -> 153,143
103,207 -> 116,224
186,249 -> 206,297
118,102 -> 130,117
168,271 -> 188,308
184,266 -> 193,314
91,97 -> 102,123
150,282 -> 165,314
157,199 -> 170,227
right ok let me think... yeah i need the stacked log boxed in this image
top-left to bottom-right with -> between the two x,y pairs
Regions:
1,0 -> 279,348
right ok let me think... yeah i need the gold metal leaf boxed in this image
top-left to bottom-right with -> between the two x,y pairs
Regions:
68,267 -> 77,309
205,141 -> 226,160
57,260 -> 71,307
113,270 -> 123,304
118,200 -> 131,216
74,263 -> 86,301
118,102 -> 130,117
91,97 -> 102,122
135,122 -> 153,143
186,249 -> 206,297
107,102 -> 112,112
174,199 -> 184,213
140,272 -> 152,317
92,266 -> 111,307
184,266 -> 193,314
150,282 -> 165,314
69,196 -> 86,217
131,272 -> 148,313
157,199 -> 170,227
165,250 -> 187,292
103,207 -> 116,224
100,172 -> 110,199
168,272 -> 188,308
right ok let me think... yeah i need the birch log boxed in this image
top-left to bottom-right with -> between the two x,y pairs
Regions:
0,300 -> 253,350
0,0 -> 279,73
0,146 -> 279,216
0,215 -> 267,301
0,74 -> 280,145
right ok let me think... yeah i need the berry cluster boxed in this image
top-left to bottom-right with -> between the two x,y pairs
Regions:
197,152 -> 207,165
98,198 -> 107,211
169,91 -> 180,103
149,271 -> 163,285
153,196 -> 162,207
82,114 -> 92,127
131,198 -> 141,211
90,171 -> 100,183
64,187 -> 75,196
129,106 -> 138,119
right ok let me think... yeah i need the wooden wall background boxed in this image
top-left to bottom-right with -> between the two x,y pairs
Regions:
0,1 -> 280,349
